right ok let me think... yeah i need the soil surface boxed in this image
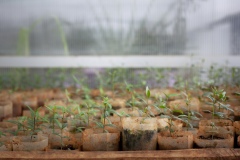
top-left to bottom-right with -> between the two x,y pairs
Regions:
199,135 -> 225,140
56,144 -> 75,150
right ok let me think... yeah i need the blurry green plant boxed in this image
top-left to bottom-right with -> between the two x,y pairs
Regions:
178,92 -> 202,131
8,116 -> 28,136
203,87 -> 233,120
95,97 -> 116,133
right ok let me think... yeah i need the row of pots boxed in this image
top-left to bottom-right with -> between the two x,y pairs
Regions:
1,117 -> 240,151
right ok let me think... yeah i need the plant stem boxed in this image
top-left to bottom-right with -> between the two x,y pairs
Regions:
61,112 -> 65,150
212,102 -> 215,120
87,107 -> 90,127
103,105 -> 106,133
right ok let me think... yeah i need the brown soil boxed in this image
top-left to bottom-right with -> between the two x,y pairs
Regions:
199,135 -> 225,140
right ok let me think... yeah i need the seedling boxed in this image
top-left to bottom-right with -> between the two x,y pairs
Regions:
203,87 -> 234,139
178,92 -> 202,131
95,97 -> 116,133
8,116 -> 28,136
203,87 -> 233,120
73,106 -> 87,133
69,102 -> 96,132
161,110 -> 185,137
125,82 -> 137,111
54,106 -> 69,150
153,92 -> 180,116
25,106 -> 48,140
156,94 -> 186,137
72,75 -> 91,100
46,105 -> 60,133
107,70 -> 118,98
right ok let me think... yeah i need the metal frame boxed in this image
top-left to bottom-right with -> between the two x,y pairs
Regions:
0,55 -> 239,68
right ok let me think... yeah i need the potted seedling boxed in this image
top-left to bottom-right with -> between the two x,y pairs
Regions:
10,106 -> 48,151
51,105 -> 70,150
168,92 -> 200,117
67,104 -> 92,151
153,92 -> 182,132
106,70 -> 126,109
116,82 -> 141,117
195,87 -> 234,148
200,87 -> 234,129
157,95 -> 193,150
8,116 -> 28,136
106,69 -> 124,98
121,86 -> 158,151
44,105 -> 70,150
179,92 -> 202,134
82,97 -> 120,151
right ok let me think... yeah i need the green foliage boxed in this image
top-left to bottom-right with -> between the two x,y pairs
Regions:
146,86 -> 151,99
125,81 -> 139,110
95,97 -> 116,133
8,116 -> 28,136
203,87 -> 233,120
49,105 -> 68,150
26,106 -> 47,138
180,92 -> 202,130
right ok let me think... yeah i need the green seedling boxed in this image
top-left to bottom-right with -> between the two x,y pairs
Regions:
85,102 -> 98,128
203,87 -> 234,139
95,97 -> 116,133
137,86 -> 154,117
178,92 -> 202,131
8,116 -> 28,136
106,70 -> 119,98
46,105 -> 60,133
125,81 -> 137,111
72,75 -> 91,100
26,106 -> 48,140
203,87 -> 233,120
206,121 -> 219,140
54,106 -> 69,150
161,111 -> 185,137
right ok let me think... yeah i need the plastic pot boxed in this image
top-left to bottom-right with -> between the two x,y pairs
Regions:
10,92 -> 22,117
158,131 -> 193,150
0,100 -> 13,121
82,128 -> 120,151
42,128 -> 69,149
194,132 -> 234,148
122,117 -> 158,151
169,97 -> 200,113
0,136 -> 13,151
12,134 -> 48,151
199,119 -> 233,127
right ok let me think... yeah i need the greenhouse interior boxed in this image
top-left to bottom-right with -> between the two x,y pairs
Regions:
0,0 -> 240,159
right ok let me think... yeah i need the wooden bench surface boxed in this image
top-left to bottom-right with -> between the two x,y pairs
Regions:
0,148 -> 240,160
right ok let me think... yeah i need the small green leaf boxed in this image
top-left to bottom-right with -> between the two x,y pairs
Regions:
26,105 -> 35,118
233,92 -> 240,96
202,110 -> 211,113
173,109 -> 183,115
146,86 -> 151,98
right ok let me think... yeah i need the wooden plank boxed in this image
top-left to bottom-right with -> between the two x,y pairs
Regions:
232,148 -> 240,158
0,149 -> 238,160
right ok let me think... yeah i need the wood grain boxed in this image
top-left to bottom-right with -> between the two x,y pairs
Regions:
0,148 -> 239,160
